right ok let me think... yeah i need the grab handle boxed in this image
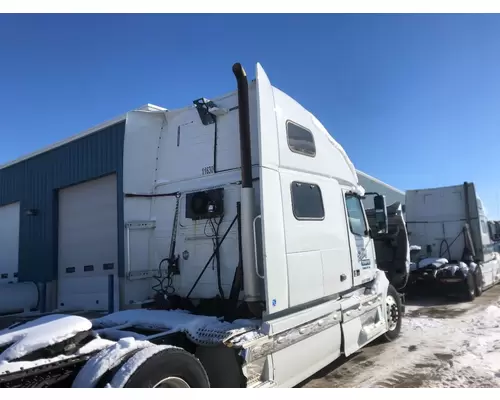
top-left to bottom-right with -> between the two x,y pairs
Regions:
253,215 -> 265,279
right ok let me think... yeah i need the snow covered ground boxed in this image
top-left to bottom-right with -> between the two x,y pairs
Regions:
302,284 -> 500,388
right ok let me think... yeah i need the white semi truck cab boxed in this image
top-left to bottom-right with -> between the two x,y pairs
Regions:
0,62 -> 405,388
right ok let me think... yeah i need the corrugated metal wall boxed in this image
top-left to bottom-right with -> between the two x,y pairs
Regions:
0,122 -> 126,283
356,171 -> 405,207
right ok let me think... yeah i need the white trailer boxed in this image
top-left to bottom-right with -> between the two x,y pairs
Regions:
0,62 -> 407,388
406,182 -> 500,300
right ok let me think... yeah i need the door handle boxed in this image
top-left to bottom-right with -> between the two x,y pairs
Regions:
340,274 -> 347,281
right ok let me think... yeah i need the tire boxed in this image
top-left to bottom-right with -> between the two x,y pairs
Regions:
474,268 -> 483,297
381,285 -> 403,342
108,346 -> 210,388
463,273 -> 476,302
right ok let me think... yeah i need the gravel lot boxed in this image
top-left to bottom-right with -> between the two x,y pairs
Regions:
301,284 -> 500,388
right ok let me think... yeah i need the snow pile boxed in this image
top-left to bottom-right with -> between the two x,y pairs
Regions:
0,314 -> 92,362
93,309 -> 260,345
76,337 -> 115,354
72,337 -> 153,388
0,336 -> 114,376
93,309 -> 218,332
417,258 -> 448,270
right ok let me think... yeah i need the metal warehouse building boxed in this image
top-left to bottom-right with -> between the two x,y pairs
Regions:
0,104 -> 405,313
0,104 -> 165,313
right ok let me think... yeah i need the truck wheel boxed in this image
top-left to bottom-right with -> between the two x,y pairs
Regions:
463,274 -> 476,302
382,285 -> 403,342
474,268 -> 483,297
108,346 -> 210,388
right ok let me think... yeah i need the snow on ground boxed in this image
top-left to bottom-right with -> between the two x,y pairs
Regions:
381,303 -> 500,388
396,298 -> 500,388
303,286 -> 500,388
439,301 -> 500,387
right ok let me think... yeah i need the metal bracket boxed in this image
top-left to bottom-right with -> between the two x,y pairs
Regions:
193,97 -> 226,125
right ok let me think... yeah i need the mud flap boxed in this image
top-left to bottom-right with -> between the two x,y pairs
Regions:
399,293 -> 406,314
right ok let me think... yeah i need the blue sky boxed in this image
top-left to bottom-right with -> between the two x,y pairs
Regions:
1,14 -> 500,218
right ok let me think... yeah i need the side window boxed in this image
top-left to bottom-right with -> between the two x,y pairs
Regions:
286,121 -> 316,157
291,181 -> 324,220
345,194 -> 368,236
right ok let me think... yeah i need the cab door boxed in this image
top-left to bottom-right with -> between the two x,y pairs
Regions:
341,189 -> 385,356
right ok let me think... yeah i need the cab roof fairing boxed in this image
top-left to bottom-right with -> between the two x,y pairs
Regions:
271,85 -> 364,196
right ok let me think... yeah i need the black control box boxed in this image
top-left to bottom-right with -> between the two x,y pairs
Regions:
185,188 -> 224,220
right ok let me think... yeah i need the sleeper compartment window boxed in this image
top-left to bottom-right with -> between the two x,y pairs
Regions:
291,181 -> 324,220
345,194 -> 368,237
286,120 -> 316,157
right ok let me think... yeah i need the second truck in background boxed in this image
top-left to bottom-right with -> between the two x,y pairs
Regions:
405,182 -> 500,300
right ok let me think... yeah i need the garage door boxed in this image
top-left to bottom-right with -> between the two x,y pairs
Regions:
58,174 -> 119,312
0,202 -> 20,284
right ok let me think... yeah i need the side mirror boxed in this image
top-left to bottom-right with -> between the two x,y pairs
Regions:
374,194 -> 388,234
